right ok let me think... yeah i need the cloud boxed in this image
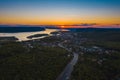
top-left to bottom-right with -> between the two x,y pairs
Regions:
80,23 -> 97,26
113,24 -> 120,26
73,23 -> 98,26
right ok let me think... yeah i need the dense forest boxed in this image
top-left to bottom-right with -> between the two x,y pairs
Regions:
0,42 -> 71,80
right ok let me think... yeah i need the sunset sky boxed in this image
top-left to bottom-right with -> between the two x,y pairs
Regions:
0,0 -> 120,28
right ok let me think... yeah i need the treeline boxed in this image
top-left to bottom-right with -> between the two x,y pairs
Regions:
80,30 -> 120,50
80,30 -> 120,42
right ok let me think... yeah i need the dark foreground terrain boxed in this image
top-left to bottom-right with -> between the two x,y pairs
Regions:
0,28 -> 120,80
0,38 -> 72,80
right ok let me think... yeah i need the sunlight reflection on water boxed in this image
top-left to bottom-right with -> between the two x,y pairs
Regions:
0,29 -> 60,41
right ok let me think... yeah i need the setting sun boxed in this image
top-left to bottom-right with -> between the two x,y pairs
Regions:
61,26 -> 65,28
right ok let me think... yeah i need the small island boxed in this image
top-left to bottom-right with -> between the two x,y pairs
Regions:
50,30 -> 69,35
27,34 -> 48,39
50,31 -> 60,34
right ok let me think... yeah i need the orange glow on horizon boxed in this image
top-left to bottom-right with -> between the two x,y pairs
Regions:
0,15 -> 120,28
0,13 -> 120,26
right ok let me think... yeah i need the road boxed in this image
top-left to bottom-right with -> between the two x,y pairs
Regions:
56,44 -> 78,80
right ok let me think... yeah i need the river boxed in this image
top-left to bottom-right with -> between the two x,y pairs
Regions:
0,29 -> 60,41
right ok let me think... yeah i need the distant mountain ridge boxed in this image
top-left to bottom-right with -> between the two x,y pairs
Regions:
0,27 -> 45,33
66,28 -> 120,32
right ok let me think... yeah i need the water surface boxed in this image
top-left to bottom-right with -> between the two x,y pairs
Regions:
0,29 -> 59,41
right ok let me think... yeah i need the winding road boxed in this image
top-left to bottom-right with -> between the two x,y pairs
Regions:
56,44 -> 79,80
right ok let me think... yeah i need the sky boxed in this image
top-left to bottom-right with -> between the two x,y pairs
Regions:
0,0 -> 120,28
